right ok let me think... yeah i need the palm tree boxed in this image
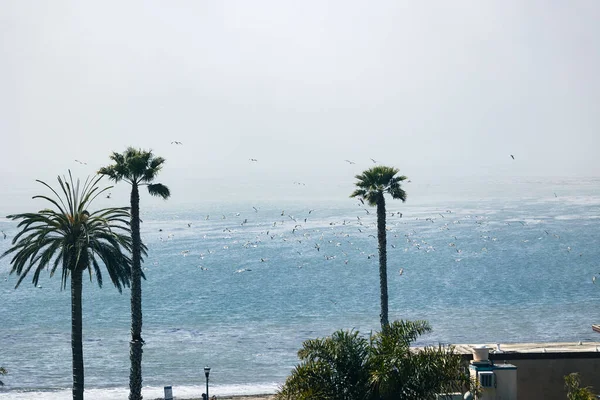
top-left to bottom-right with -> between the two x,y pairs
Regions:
1,173 -> 132,400
276,320 -> 469,400
276,330 -> 371,400
98,147 -> 170,400
350,166 -> 407,329
368,321 -> 467,399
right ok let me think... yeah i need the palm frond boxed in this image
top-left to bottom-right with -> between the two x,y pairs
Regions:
147,183 -> 171,199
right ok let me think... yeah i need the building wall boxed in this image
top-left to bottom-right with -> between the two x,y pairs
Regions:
486,353 -> 600,400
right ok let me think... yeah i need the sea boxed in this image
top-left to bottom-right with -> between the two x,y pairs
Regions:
1,177 -> 599,399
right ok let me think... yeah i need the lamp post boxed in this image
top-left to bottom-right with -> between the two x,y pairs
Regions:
204,366 -> 211,399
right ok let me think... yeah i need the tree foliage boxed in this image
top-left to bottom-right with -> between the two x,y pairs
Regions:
565,373 -> 596,400
2,173 -> 132,290
276,320 -> 469,400
350,166 -> 407,207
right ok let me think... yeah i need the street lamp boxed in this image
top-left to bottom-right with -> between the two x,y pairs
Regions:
204,366 -> 211,399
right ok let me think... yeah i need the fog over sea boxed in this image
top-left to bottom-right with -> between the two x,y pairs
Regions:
1,177 -> 599,399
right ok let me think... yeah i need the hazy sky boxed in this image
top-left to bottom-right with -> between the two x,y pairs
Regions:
1,1 -> 599,208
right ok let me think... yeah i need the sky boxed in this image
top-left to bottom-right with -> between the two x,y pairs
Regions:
1,1 -> 599,209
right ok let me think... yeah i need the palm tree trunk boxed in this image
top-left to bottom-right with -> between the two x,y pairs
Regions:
71,268 -> 84,400
376,198 -> 389,330
129,183 -> 144,400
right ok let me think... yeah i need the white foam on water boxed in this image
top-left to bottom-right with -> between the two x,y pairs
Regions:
0,383 -> 279,399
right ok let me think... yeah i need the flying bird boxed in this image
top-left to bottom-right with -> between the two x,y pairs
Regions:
74,159 -> 87,165
510,155 -> 515,160
370,158 -> 378,163
344,160 -> 356,164
249,158 -> 258,162
171,141 -> 183,145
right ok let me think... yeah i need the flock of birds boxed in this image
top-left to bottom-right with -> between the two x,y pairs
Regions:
6,150 -> 575,282
4,151 -> 567,280
143,188 -> 576,282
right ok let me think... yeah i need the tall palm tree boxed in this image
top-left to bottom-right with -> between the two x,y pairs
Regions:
98,147 -> 170,400
350,166 -> 407,329
1,172 -> 132,400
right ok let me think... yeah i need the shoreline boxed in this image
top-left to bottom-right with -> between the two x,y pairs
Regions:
179,396 -> 275,400
153,396 -> 275,400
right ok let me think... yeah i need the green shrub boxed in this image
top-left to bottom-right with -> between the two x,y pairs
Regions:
276,320 -> 469,400
565,373 -> 595,400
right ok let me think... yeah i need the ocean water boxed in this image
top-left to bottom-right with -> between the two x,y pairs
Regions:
1,178 -> 599,399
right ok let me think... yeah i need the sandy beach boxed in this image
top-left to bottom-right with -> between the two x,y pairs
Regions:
167,396 -> 275,400
215,397 -> 275,400
153,395 -> 275,400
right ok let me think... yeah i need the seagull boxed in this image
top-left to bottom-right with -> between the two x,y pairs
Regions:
344,160 -> 356,164
249,158 -> 258,162
106,192 -> 112,199
253,206 -> 259,212
510,154 -> 515,160
74,159 -> 87,165
370,158 -> 377,163
171,141 -> 183,145
1,230 -> 6,239
399,268 -> 404,275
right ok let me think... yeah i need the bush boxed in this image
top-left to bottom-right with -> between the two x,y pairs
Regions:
565,373 -> 595,400
276,320 -> 469,400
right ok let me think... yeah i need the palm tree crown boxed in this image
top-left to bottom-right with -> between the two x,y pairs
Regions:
350,166 -> 407,206
98,147 -> 170,198
2,173 -> 132,290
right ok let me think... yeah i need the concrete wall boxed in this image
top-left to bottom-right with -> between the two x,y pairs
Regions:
485,352 -> 600,400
